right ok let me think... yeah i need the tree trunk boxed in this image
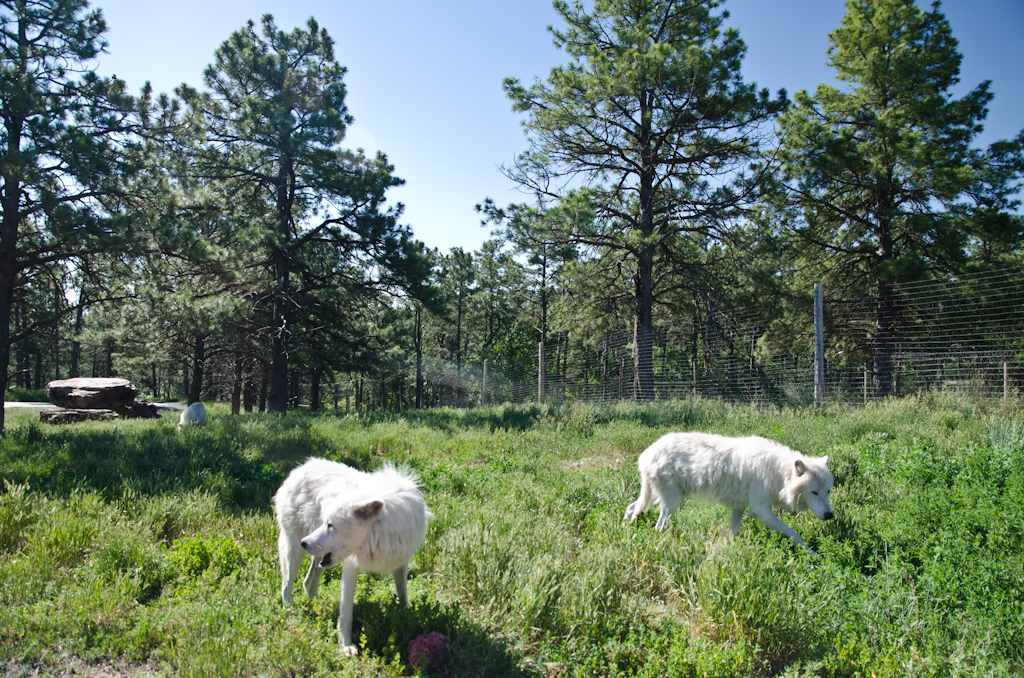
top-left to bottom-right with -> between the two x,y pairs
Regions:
874,280 -> 895,397
231,353 -> 243,415
632,245 -> 656,402
310,370 -> 321,412
189,335 -> 205,405
268,152 -> 294,413
243,363 -> 255,413
104,338 -> 115,378
0,48 -> 24,432
415,305 -> 424,409
873,206 -> 895,398
70,293 -> 85,378
632,87 -> 656,402
259,362 -> 269,412
268,289 -> 290,412
182,358 -> 189,401
0,289 -> 11,432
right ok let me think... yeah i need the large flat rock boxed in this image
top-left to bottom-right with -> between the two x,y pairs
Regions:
47,378 -> 138,409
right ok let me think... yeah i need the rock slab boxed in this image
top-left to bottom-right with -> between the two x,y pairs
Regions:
40,408 -> 117,424
48,378 -> 137,409
45,378 -> 161,421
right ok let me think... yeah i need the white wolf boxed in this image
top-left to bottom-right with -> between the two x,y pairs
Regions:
274,458 -> 432,656
178,401 -> 206,429
624,432 -> 834,553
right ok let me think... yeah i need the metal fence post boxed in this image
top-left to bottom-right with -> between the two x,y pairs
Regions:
538,342 -> 545,404
814,284 -> 825,406
482,359 -> 488,406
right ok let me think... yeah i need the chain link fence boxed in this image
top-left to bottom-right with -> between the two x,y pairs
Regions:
421,267 -> 1024,408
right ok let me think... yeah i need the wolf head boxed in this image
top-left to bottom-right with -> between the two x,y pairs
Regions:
299,499 -> 384,568
785,456 -> 835,520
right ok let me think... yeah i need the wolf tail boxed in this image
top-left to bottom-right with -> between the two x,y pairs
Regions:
624,472 -> 654,523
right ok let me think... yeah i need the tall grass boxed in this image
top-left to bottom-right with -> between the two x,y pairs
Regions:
1,395 -> 1022,676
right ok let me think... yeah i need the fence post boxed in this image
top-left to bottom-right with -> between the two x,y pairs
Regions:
814,283 -> 825,406
482,359 -> 488,406
1004,361 -> 1009,401
538,342 -> 545,404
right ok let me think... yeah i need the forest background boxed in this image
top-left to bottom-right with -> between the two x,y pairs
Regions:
3,0 -> 1024,435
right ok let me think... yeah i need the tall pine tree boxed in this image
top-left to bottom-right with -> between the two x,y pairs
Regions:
183,15 -> 427,412
502,0 -> 783,400
776,0 -> 1022,396
0,0 -> 135,432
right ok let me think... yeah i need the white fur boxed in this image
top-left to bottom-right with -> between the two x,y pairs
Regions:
624,432 -> 834,554
178,402 -> 206,429
274,458 -> 432,655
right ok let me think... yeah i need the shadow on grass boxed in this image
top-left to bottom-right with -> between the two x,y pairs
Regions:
323,399 -> 715,434
351,596 -> 534,677
0,416 -> 372,511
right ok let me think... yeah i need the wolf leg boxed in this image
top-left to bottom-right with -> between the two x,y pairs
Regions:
337,558 -> 360,656
728,507 -> 745,536
393,563 -> 409,607
279,532 -> 306,605
654,486 -> 683,532
749,505 -> 817,555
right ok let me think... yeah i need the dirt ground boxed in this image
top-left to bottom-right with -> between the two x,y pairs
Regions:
2,658 -> 169,678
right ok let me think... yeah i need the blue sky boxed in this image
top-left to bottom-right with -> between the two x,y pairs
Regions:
91,0 -> 1024,255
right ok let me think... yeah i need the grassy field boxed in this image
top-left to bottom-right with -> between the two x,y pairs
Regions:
1,396 -> 1022,677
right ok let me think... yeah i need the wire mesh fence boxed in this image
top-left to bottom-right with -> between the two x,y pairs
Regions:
420,267 -> 1024,408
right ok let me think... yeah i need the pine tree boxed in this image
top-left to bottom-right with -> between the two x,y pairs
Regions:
183,15 -> 428,412
502,0 -> 783,400
0,0 -> 135,432
776,0 -> 1021,396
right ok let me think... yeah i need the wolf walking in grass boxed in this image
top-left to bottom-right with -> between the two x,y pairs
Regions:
625,432 -> 834,554
275,458 -> 432,656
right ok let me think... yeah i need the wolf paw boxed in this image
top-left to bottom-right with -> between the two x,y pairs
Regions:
340,643 -> 358,657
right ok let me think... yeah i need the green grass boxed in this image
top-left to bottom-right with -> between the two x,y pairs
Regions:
1,395 -> 1023,676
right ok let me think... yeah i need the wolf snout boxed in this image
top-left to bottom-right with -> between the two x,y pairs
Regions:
823,511 -> 834,520
300,538 -> 310,551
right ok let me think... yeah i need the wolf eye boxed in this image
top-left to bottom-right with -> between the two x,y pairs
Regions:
327,523 -> 333,530
811,491 -> 819,496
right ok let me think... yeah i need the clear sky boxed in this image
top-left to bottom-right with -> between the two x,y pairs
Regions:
90,0 -> 1024,255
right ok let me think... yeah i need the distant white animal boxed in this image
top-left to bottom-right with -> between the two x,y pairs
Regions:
178,401 -> 206,429
624,432 -> 834,554
274,458 -> 432,656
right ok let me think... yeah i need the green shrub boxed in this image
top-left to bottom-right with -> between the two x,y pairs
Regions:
4,388 -> 49,402
0,479 -> 35,551
168,535 -> 245,581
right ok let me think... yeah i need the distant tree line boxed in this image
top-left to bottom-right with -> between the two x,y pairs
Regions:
2,0 -> 1021,432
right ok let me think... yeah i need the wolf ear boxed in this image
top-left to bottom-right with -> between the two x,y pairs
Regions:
354,500 -> 384,521
822,455 -> 829,465
794,459 -> 806,476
